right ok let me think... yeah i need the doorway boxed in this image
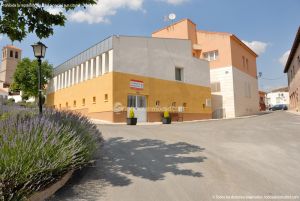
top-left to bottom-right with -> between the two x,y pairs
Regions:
127,95 -> 147,122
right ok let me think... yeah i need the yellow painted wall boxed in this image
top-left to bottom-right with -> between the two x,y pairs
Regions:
113,72 -> 212,114
47,71 -> 212,121
46,73 -> 113,113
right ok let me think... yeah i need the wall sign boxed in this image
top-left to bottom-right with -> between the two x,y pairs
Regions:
130,80 -> 144,90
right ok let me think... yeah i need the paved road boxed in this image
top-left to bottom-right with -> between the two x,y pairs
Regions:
49,112 -> 300,201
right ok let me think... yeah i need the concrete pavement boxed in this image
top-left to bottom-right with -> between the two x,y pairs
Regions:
49,111 -> 300,201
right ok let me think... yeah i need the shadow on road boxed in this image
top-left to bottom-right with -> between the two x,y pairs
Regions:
49,137 -> 206,201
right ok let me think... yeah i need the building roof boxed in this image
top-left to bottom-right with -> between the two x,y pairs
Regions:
270,87 -> 289,93
2,45 -> 22,51
54,35 -> 197,75
152,18 -> 196,35
259,91 -> 267,95
197,30 -> 231,36
153,18 -> 258,57
284,26 -> 300,73
198,30 -> 258,57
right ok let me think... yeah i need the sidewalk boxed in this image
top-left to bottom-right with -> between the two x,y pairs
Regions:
287,110 -> 300,116
90,111 -> 272,126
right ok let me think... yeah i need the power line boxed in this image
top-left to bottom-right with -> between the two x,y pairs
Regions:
259,75 -> 286,80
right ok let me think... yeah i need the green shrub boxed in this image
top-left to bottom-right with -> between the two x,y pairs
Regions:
0,108 -> 101,201
3,98 -> 15,106
129,108 -> 135,118
163,111 -> 170,118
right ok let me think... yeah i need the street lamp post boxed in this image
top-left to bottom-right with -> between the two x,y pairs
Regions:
31,42 -> 47,115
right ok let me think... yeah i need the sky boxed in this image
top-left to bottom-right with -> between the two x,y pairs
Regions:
0,0 -> 299,91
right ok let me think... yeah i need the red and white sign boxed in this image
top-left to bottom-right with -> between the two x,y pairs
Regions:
130,80 -> 144,90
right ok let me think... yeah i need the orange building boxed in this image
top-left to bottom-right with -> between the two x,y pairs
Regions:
153,19 -> 259,118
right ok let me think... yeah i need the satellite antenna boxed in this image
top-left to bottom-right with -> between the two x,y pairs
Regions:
168,13 -> 176,21
166,13 -> 176,30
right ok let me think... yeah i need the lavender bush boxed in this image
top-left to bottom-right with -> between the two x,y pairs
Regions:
0,107 -> 101,201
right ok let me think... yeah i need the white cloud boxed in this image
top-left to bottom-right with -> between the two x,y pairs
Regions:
45,7 -> 65,15
279,50 -> 291,66
242,40 -> 268,55
161,0 -> 188,5
68,0 -> 144,24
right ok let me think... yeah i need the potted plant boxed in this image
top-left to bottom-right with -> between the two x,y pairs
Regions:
127,108 -> 137,125
162,110 -> 171,124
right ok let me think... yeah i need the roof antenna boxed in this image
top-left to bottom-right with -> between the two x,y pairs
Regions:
164,13 -> 176,31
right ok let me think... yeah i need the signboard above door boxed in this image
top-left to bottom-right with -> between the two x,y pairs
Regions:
130,80 -> 144,90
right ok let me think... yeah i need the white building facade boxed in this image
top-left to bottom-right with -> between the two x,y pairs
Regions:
266,91 -> 290,107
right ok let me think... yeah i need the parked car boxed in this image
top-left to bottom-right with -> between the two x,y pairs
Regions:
269,104 -> 288,111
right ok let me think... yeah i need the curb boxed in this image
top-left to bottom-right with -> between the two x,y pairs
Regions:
92,112 -> 272,126
28,170 -> 74,201
287,110 -> 300,116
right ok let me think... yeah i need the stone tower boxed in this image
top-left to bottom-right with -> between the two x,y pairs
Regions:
0,45 -> 22,89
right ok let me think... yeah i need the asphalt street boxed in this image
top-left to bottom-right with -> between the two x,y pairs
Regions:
49,111 -> 300,201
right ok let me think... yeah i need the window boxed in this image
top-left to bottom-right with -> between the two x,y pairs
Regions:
93,96 -> 96,104
127,95 -> 136,107
87,60 -> 91,79
211,82 -> 221,92
104,94 -> 108,102
82,98 -> 85,106
183,103 -> 187,108
15,52 -> 18,59
59,104 -> 61,109
137,96 -> 146,107
105,52 -> 109,73
172,102 -> 176,107
93,58 -> 97,77
175,67 -> 183,81
203,50 -> 219,61
242,56 -> 245,67
66,102 -> 69,108
10,50 -> 13,57
73,100 -> 76,107
246,58 -> 249,70
78,66 -> 82,82
98,56 -> 102,75
155,100 -> 160,106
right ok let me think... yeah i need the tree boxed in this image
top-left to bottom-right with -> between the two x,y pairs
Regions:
10,58 -> 53,98
0,0 -> 96,41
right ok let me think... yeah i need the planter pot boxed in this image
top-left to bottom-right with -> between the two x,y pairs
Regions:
28,170 -> 74,201
127,118 -> 137,125
162,117 -> 171,124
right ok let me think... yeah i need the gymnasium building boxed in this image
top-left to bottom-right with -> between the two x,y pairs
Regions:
46,36 -> 212,122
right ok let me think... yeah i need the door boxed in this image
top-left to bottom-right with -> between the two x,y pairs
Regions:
127,95 -> 147,122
